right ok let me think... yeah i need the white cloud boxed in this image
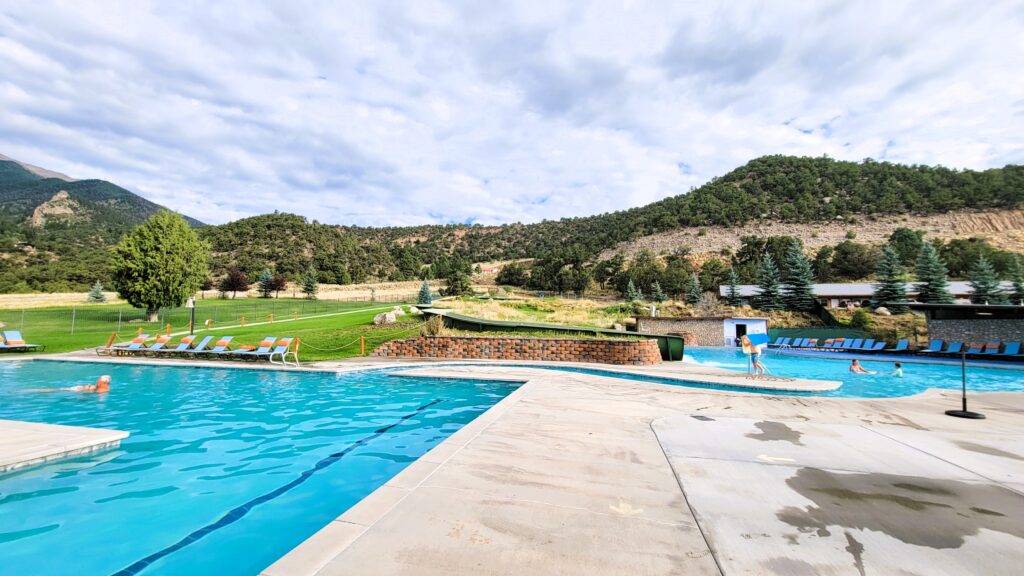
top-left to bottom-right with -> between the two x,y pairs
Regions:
0,1 -> 1021,226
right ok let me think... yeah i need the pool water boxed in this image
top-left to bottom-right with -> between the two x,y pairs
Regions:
683,346 -> 1024,397
0,361 -> 518,576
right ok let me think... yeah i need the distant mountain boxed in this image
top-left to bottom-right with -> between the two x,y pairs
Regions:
2,153 -> 1022,292
0,156 -> 202,291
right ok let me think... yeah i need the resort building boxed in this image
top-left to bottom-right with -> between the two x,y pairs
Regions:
719,281 -> 1018,309
906,302 -> 1024,343
634,315 -> 768,346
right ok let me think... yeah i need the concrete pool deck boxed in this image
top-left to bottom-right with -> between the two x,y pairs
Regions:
267,362 -> 1024,576
0,419 -> 128,473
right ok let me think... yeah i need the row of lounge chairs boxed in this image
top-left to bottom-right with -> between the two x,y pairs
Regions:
0,330 -> 43,353
769,336 -> 1023,360
97,334 -> 299,365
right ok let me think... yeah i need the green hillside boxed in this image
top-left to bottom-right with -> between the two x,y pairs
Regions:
1,154 -> 1022,292
0,159 -> 203,292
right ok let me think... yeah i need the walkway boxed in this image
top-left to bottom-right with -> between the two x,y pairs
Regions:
0,419 -> 128,473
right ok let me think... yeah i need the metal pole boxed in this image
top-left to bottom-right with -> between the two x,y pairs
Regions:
70,307 -> 76,335
117,309 -> 122,332
190,307 -> 195,335
945,349 -> 985,419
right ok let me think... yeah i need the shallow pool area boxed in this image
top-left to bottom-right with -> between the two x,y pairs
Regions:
0,360 -> 518,576
683,346 -> 1024,397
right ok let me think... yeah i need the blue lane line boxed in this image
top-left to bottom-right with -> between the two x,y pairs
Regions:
111,398 -> 443,576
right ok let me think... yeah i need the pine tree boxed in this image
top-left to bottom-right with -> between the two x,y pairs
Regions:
650,281 -> 667,303
257,269 -> 274,298
301,266 -> 319,300
684,273 -> 701,304
86,281 -> 107,303
725,268 -> 742,306
914,243 -> 953,304
782,245 -> 816,312
417,280 -> 433,305
625,279 -> 643,302
1008,255 -> 1024,305
872,246 -> 908,312
968,255 -> 1007,304
753,254 -> 784,311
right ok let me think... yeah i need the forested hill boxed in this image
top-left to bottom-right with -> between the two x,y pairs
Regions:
345,155 -> 1024,262
2,154 -> 1023,291
0,158 -> 203,291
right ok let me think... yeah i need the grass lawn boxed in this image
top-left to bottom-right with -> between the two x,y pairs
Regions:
0,299 -> 413,357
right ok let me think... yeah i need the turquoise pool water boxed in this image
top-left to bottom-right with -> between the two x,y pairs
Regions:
683,346 -> 1024,397
0,361 -> 517,576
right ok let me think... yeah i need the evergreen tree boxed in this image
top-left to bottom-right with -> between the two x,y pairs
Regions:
684,273 -> 701,304
782,245 -> 816,312
752,253 -> 783,311
872,246 -> 908,313
418,280 -> 433,305
968,255 -> 1007,304
650,281 -> 667,303
257,269 -> 274,298
301,266 -> 319,299
111,211 -> 209,321
442,270 -> 472,296
625,279 -> 643,302
1008,255 -> 1024,305
86,281 -> 107,303
725,268 -> 742,306
914,243 -> 953,304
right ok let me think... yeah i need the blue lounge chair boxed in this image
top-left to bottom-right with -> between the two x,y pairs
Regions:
203,336 -> 234,355
921,339 -> 943,353
777,337 -> 792,348
982,342 -> 1000,355
269,338 -> 296,365
944,342 -> 964,355
770,337 -> 785,348
183,336 -> 214,355
847,339 -> 863,351
235,336 -> 276,359
140,334 -> 172,355
111,334 -> 150,356
965,342 -> 984,355
158,335 -> 198,354
859,339 -> 875,351
0,330 -> 43,353
998,341 -> 1021,357
866,341 -> 886,352
887,339 -> 909,352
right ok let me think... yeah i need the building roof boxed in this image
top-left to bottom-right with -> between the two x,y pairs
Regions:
719,281 -> 1014,298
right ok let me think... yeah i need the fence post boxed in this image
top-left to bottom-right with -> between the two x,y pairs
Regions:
70,307 -> 76,335
117,309 -> 122,333
20,309 -> 25,330
360,335 -> 366,356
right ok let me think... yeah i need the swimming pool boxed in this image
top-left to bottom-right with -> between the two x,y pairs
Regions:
683,346 -> 1024,397
0,360 -> 518,575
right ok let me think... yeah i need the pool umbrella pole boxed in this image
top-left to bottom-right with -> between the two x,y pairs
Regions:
945,349 -> 985,419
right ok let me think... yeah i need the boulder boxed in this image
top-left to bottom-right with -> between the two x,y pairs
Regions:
874,306 -> 892,316
373,312 -> 399,326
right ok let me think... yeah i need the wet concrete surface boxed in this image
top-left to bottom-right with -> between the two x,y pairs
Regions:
655,414 -> 1024,575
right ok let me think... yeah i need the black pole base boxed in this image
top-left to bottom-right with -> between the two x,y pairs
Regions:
945,409 -> 986,419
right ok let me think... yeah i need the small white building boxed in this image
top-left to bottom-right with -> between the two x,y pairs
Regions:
723,317 -> 769,347
634,316 -> 769,347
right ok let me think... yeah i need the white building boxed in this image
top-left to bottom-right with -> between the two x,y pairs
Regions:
719,281 -> 1016,309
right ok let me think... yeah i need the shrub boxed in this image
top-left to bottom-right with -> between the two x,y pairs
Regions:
850,308 -> 872,330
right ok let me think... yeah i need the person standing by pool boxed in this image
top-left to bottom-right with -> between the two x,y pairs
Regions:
741,335 -> 767,379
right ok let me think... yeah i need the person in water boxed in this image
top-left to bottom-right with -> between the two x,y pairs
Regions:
741,334 -> 767,379
849,359 -> 876,375
30,375 -> 111,393
892,362 -> 904,378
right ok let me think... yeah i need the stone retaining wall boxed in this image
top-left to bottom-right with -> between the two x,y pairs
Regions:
926,318 -> 1024,344
373,336 -> 662,365
634,317 -> 723,346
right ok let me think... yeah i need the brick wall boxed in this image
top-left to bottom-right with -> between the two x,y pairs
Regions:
927,318 -> 1024,343
634,317 -> 723,346
373,336 -> 662,365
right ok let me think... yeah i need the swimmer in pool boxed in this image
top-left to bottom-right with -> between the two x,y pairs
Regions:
849,359 -> 876,375
892,362 -> 904,378
28,375 -> 111,393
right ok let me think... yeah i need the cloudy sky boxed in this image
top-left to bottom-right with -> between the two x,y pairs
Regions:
1,2 -> 1022,226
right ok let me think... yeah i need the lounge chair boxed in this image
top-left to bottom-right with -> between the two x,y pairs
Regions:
965,342 -> 984,355
158,335 -> 197,354
920,339 -> 944,354
202,336 -> 234,356
140,335 -> 172,355
0,330 -> 43,353
858,339 -> 875,351
795,338 -> 810,348
847,339 -> 863,351
770,337 -> 786,348
234,336 -> 276,359
887,340 -> 909,352
944,342 -> 964,355
864,341 -> 886,352
268,338 -> 296,365
982,342 -> 1001,355
777,337 -> 792,348
109,334 -> 149,356
183,336 -> 214,355
998,342 -> 1021,357
805,338 -> 819,348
